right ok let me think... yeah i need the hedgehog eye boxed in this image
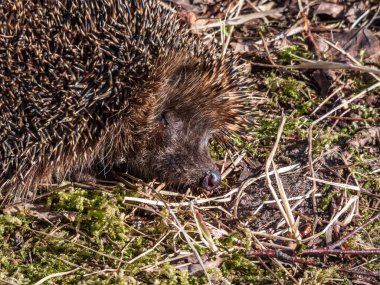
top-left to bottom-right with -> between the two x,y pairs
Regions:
160,111 -> 169,127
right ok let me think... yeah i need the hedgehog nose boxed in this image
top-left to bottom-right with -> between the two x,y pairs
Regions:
201,170 -> 221,191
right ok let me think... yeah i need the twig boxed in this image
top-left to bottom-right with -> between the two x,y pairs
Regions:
259,31 -> 276,66
327,116 -> 378,123
306,176 -> 380,198
247,248 -> 380,257
249,61 -> 380,75
124,187 -> 239,207
328,211 -> 380,249
311,86 -> 344,116
303,248 -> 380,255
339,268 -> 380,279
257,257 -> 285,285
302,196 -> 358,242
222,0 -> 245,56
351,9 -> 371,29
195,9 -> 284,30
155,193 -> 213,285
316,35 -> 380,82
34,268 -> 80,285
308,125 -> 318,228
313,81 -> 380,125
221,152 -> 246,180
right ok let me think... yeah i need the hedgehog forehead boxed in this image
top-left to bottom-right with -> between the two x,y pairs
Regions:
159,61 -> 234,105
149,53 -> 249,133
153,102 -> 223,132
154,70 -> 232,127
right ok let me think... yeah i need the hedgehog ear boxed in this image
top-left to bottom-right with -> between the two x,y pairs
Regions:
170,64 -> 197,83
160,111 -> 170,127
159,110 -> 177,127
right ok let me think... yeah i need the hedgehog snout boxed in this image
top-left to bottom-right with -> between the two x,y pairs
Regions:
201,170 -> 221,191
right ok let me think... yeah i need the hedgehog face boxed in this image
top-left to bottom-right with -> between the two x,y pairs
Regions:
121,56 -> 246,192
128,108 -> 222,192
156,109 -> 221,190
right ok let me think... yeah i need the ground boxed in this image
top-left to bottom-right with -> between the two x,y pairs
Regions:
1,0 -> 380,284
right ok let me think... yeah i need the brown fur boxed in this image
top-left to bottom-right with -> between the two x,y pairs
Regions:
0,0 -> 251,204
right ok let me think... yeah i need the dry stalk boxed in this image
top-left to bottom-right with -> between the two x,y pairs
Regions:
328,211 -> 380,249
222,0 -> 245,56
127,232 -> 170,264
313,80 -> 380,125
311,85 -> 344,116
265,116 -> 301,240
233,164 -> 300,218
316,35 -> 380,81
221,151 -> 246,180
302,195 -> 359,242
165,204 -> 213,285
34,268 -> 80,285
306,176 -> 380,198
196,9 -> 283,30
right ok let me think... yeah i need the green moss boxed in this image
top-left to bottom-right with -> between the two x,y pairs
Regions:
319,186 -> 335,211
245,115 -> 310,160
351,104 -> 379,120
0,214 -> 24,235
48,188 -> 130,247
278,45 -> 313,65
153,263 -> 190,285
312,127 -> 350,157
221,252 -> 270,283
218,230 -> 251,250
0,185 -> 185,284
264,74 -> 317,118
302,267 -> 340,284
347,149 -> 380,194
209,141 -> 226,160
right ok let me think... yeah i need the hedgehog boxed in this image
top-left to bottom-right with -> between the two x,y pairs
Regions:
0,0 -> 251,204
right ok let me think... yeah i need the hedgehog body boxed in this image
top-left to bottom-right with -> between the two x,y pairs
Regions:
0,0 -> 249,204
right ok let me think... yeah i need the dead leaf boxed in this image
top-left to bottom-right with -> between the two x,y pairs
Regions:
186,255 -> 224,275
312,69 -> 336,97
168,0 -> 204,14
317,29 -> 380,65
346,127 -> 380,149
346,1 -> 367,23
315,2 -> 345,19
